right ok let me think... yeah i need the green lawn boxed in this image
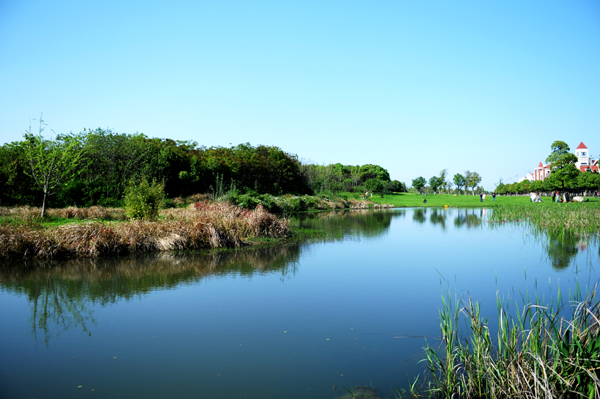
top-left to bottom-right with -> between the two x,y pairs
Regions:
341,192 -> 600,208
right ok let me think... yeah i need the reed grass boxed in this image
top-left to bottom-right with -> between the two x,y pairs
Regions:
420,283 -> 600,398
489,204 -> 600,239
0,203 -> 289,260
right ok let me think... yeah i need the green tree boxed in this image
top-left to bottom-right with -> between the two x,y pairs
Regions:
412,176 -> 426,192
464,171 -> 482,195
24,115 -> 87,217
453,173 -> 466,195
359,164 -> 391,182
429,175 -> 443,193
545,141 -> 579,191
388,180 -> 405,193
577,171 -> 600,192
365,178 -> 385,193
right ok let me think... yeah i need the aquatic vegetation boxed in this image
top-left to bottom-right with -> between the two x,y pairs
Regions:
420,284 -> 600,398
489,204 -> 600,239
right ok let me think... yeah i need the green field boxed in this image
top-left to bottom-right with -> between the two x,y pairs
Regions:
342,192 -> 600,208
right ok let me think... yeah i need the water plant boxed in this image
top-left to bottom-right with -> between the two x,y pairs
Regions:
419,283 -> 600,398
489,204 -> 600,239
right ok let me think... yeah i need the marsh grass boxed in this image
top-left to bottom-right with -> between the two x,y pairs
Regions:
420,283 -> 600,398
0,203 -> 289,260
489,204 -> 600,240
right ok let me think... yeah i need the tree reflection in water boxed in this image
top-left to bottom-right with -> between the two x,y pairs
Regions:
0,245 -> 303,345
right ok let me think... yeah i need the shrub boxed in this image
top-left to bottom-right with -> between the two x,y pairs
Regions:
124,177 -> 166,220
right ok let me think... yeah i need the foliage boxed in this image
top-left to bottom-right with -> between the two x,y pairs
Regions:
453,173 -> 467,195
365,178 -> 386,193
23,115 -> 87,217
124,177 -> 166,220
545,141 -> 580,191
388,180 -> 406,193
1,131 -> 311,207
412,176 -> 427,191
464,170 -> 482,195
429,175 -> 444,193
299,162 -> 393,194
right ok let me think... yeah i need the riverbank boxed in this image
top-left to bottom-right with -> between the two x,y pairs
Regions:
348,192 -> 600,208
0,203 -> 291,260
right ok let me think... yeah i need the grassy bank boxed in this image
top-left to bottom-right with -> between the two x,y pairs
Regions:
0,203 -> 289,260
344,192 -> 600,208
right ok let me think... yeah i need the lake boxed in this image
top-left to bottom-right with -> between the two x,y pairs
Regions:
0,208 -> 597,399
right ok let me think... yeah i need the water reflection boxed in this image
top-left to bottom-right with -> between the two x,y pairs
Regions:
0,208 -> 596,347
292,208 -> 400,239
453,208 -> 484,229
0,246 -> 302,344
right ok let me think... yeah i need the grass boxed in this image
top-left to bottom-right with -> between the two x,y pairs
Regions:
416,283 -> 600,399
343,192 -> 600,209
489,203 -> 600,239
0,203 -> 290,260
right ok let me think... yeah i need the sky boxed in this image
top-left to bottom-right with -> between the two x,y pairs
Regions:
1,0 -> 599,190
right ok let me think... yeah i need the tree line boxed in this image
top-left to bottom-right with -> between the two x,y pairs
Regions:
495,141 -> 600,195
0,119 -> 405,209
411,170 -> 483,195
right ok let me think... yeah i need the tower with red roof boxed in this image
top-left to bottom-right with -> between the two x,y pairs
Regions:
575,142 -> 599,173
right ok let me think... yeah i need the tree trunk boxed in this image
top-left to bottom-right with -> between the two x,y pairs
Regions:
41,191 -> 47,218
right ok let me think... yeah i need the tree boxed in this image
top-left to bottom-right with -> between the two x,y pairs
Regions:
429,176 -> 443,193
453,173 -> 466,194
545,141 -> 579,191
464,171 -> 482,195
438,169 -> 448,193
412,176 -> 426,192
24,115 -> 86,217
388,180 -> 406,193
577,171 -> 600,192
359,164 -> 391,182
365,178 -> 385,193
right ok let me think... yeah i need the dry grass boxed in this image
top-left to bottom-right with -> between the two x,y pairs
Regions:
0,202 -> 289,260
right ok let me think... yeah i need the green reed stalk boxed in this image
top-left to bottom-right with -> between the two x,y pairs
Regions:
420,282 -> 600,398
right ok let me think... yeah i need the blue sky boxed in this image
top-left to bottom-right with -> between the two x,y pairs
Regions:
1,0 -> 599,189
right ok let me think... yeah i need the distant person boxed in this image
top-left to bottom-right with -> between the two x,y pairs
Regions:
423,199 -> 428,204
482,193 -> 486,201
480,193 -> 483,202
492,193 -> 496,202
552,191 -> 556,202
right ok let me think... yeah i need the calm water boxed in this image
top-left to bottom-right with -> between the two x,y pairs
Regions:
0,208 -> 598,399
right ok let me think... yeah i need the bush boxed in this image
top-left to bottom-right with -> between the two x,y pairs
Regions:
124,177 -> 166,220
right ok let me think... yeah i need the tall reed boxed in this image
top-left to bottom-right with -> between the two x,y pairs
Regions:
489,204 -> 600,239
421,283 -> 600,398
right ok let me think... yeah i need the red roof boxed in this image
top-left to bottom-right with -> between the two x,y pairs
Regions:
576,142 -> 588,150
538,162 -> 543,167
579,165 -> 599,173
